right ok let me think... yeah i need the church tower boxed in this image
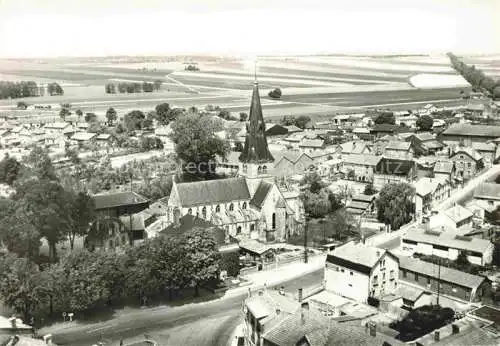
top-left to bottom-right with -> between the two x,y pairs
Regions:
239,78 -> 275,194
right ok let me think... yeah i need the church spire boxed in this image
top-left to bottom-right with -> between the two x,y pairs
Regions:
239,72 -> 274,164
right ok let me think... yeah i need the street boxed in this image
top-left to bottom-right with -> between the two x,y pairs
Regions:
44,269 -> 324,346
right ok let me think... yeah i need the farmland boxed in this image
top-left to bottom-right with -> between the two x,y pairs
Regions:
0,54 -> 498,120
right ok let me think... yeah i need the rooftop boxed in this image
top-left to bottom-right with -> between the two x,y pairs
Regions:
451,147 -> 483,161
434,160 -> 454,174
175,177 -> 250,207
343,154 -> 381,166
250,181 -> 273,209
299,139 -> 325,148
442,124 -> 500,138
375,157 -> 416,176
443,204 -> 474,223
327,243 -> 388,275
474,183 -> 500,201
385,140 -> 411,151
71,132 -> 97,141
399,256 -> 485,289
93,191 -> 149,210
413,177 -> 448,197
403,227 -> 491,255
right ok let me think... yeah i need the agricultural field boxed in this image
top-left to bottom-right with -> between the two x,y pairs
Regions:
0,54 -> 498,119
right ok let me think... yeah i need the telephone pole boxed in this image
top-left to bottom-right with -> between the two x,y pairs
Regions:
304,215 -> 308,264
437,258 -> 441,306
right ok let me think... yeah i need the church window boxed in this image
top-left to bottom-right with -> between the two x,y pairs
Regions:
250,224 -> 255,232
188,208 -> 193,215
242,202 -> 247,209
258,166 -> 262,174
202,207 -> 207,219
237,226 -> 242,235
262,165 -> 267,174
229,203 -> 234,211
215,205 -> 221,213
272,213 -> 276,229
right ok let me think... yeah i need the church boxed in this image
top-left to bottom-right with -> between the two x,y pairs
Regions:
166,80 -> 305,242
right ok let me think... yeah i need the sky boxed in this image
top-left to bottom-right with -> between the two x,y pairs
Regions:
0,0 -> 499,58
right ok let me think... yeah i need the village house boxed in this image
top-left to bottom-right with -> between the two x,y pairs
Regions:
325,243 -> 399,303
336,140 -> 371,156
370,124 -> 399,138
471,142 -> 498,167
384,140 -> 414,159
342,154 -> 381,182
420,103 -> 438,115
317,157 -> 343,178
401,226 -> 493,265
398,256 -> 488,302
413,176 -> 451,221
166,81 -> 304,243
373,158 -> 417,190
43,121 -> 74,136
264,123 -> 289,137
70,131 -> 97,146
433,160 -> 455,182
273,151 -> 314,177
395,114 -> 418,128
298,138 -> 325,153
407,132 -> 445,155
429,204 -> 473,231
440,123 -> 500,146
449,146 -> 483,180
95,133 -> 114,148
469,183 -> 500,223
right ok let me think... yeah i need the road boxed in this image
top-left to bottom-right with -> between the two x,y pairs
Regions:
44,269 -> 324,346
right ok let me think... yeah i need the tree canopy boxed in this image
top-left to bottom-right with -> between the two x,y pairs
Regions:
376,182 -> 415,230
374,111 -> 395,125
416,115 -> 433,131
170,114 -> 230,179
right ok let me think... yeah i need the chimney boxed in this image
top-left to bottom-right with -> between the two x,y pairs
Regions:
434,330 -> 440,341
298,288 -> 303,302
369,321 -> 376,337
9,317 -> 17,329
258,289 -> 264,296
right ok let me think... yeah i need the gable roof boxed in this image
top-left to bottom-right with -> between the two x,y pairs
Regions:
403,228 -> 491,254
176,177 -> 250,207
371,124 -> 399,133
299,139 -> 325,148
399,256 -> 486,289
474,183 -> 500,201
44,122 -> 70,130
250,181 -> 273,209
343,154 -> 381,166
385,140 -> 411,151
340,141 -> 369,154
274,151 -> 312,165
472,142 -> 496,152
451,147 -> 482,161
71,132 -> 96,141
283,125 -> 303,133
442,124 -> 500,138
413,177 -> 447,197
93,191 -> 149,210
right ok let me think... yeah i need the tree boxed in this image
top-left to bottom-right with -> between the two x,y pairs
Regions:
268,88 -> 282,99
346,169 -> 355,180
0,209 -> 41,261
178,228 -> 221,296
124,110 -> 146,131
0,254 -> 44,321
295,115 -> 311,129
374,111 -> 395,125
75,109 -> 83,121
390,305 -> 454,342
154,103 -> 171,125
327,209 -> 354,240
170,114 -> 230,179
376,182 -> 415,230
280,115 -> 296,126
17,101 -> 28,110
22,146 -> 58,181
0,154 -> 21,185
84,112 -> 97,123
416,115 -> 433,131
239,112 -> 248,122
140,136 -> 164,151
67,192 -> 95,250
59,107 -> 71,120
493,86 -> 500,100
302,189 -> 331,218
153,80 -> 163,92
106,107 -> 117,126
217,109 -> 232,120
364,183 -> 377,196
327,191 -> 344,212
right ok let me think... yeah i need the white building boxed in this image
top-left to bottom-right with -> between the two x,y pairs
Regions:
429,204 -> 473,231
413,176 -> 451,221
402,227 -> 494,265
325,242 -> 399,303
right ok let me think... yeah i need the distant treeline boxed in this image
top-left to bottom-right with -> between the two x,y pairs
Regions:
447,52 -> 500,99
105,80 -> 163,94
0,81 -> 64,99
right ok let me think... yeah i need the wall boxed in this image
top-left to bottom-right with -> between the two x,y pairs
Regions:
450,153 -> 478,180
369,254 -> 399,298
324,262 -> 370,303
373,174 -> 412,191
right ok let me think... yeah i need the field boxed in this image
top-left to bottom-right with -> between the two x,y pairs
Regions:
0,54 -> 499,120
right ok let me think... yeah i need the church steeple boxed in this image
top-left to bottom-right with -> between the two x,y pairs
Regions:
239,80 -> 274,164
